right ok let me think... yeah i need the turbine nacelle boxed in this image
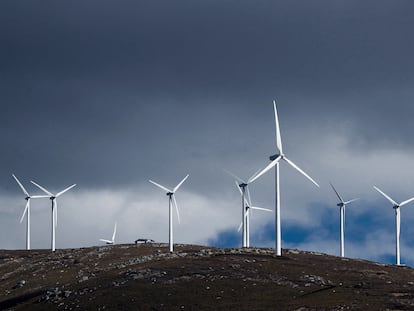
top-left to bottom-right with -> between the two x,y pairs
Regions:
269,154 -> 282,161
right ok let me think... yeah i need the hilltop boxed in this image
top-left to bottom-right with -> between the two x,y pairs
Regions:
0,244 -> 413,310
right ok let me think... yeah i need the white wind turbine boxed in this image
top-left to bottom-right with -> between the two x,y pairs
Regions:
149,174 -> 189,252
31,181 -> 76,252
12,174 -> 48,250
99,222 -> 117,245
224,169 -> 268,248
373,186 -> 414,266
330,182 -> 358,258
250,100 -> 320,256
234,180 -> 272,248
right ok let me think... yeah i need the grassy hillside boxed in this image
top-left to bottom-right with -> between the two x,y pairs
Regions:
1,244 -> 413,310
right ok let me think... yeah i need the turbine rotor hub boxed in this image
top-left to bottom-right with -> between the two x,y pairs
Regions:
269,153 -> 283,161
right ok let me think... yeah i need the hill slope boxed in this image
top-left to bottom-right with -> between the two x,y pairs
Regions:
0,244 -> 413,310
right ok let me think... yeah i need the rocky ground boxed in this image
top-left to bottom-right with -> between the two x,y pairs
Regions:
0,244 -> 414,310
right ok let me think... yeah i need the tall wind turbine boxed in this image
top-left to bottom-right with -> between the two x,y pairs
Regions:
149,174 -> 189,252
31,181 -> 76,252
250,100 -> 320,256
99,222 -> 117,245
373,186 -> 414,265
234,180 -> 272,248
224,169 -> 264,248
330,182 -> 358,258
12,174 -> 48,250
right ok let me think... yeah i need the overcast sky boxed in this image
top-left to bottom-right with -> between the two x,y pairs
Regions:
1,1 -> 414,266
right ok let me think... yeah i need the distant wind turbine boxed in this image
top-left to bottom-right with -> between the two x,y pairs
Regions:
31,181 -> 76,252
373,186 -> 414,266
100,222 -> 117,245
330,182 -> 358,258
12,174 -> 48,250
149,174 -> 189,252
250,100 -> 320,256
224,169 -> 264,248
234,180 -> 272,247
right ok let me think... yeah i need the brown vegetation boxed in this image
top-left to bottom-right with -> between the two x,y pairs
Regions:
1,244 -> 413,310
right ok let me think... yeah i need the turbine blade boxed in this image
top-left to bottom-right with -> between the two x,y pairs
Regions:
343,206 -> 346,229
373,186 -> 398,206
235,180 -> 243,195
20,200 -> 29,223
273,100 -> 283,154
250,206 -> 273,212
30,181 -> 53,196
13,174 -> 30,197
54,199 -> 58,227
56,184 -> 76,197
224,169 -> 246,184
149,180 -> 172,193
247,167 -> 264,184
30,195 -> 49,199
399,197 -> 414,207
330,182 -> 344,203
237,221 -> 243,232
248,156 -> 281,183
172,195 -> 181,224
283,157 -> 320,187
99,239 -> 112,243
112,222 -> 117,242
173,174 -> 189,192
235,181 -> 249,206
246,187 -> 252,207
344,198 -> 359,205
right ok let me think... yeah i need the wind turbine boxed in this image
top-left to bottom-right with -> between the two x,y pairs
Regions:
224,169 -> 268,247
12,174 -> 48,250
99,222 -> 117,245
330,182 -> 358,258
234,180 -> 272,248
250,100 -> 320,256
30,180 -> 76,252
373,186 -> 414,266
149,174 -> 189,252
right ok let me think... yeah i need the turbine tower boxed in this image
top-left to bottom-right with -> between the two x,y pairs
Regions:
149,174 -> 189,252
330,182 -> 358,258
234,180 -> 272,247
12,174 -> 48,250
31,181 -> 76,252
99,222 -> 117,245
224,169 -> 264,248
374,186 -> 414,265
250,100 -> 319,256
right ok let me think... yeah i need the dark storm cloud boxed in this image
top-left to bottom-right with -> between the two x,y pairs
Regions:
1,0 -> 414,192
